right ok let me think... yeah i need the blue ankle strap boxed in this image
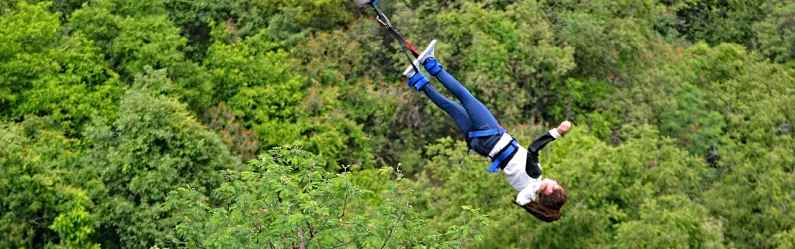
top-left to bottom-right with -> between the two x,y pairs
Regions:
408,73 -> 429,91
423,58 -> 443,76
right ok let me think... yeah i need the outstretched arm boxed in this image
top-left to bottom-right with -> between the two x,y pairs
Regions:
529,121 -> 571,153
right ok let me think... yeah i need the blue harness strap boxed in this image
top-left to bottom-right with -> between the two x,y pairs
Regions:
467,128 -> 505,139
488,140 -> 519,173
467,127 -> 517,173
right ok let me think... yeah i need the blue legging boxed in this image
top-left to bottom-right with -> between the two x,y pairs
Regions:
416,58 -> 502,153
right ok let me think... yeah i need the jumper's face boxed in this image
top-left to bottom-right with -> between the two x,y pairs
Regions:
540,179 -> 562,195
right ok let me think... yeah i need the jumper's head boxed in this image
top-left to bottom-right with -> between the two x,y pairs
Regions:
524,179 -> 567,222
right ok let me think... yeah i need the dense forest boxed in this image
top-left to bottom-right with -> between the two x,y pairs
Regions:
1,0 -> 793,248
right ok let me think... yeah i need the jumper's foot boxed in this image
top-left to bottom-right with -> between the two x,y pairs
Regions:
403,39 -> 437,77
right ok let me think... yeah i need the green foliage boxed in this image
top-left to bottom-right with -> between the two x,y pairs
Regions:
163,148 -> 476,248
109,15 -> 186,76
754,2 -> 795,64
658,82 -> 726,155
432,1 -> 577,121
403,126 -> 724,248
551,78 -> 614,123
774,229 -> 795,249
594,41 -> 794,249
208,28 -> 385,169
69,0 -> 214,110
0,119 -> 99,249
205,35 -> 301,108
16,33 -> 123,134
672,0 -> 769,46
202,103 -> 260,162
0,1 -> 61,117
47,189 -> 101,249
614,195 -> 724,249
554,3 -> 656,79
1,0 -> 793,248
82,87 -> 240,248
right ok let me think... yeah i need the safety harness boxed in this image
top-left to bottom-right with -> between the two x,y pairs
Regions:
422,58 -> 521,173
468,128 -> 520,173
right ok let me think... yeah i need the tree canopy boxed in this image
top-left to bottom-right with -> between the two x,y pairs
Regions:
1,0 -> 793,248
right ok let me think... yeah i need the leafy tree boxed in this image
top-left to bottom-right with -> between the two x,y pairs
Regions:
203,33 -> 297,105
773,229 -> 795,249
1,1 -> 62,119
0,119 -> 99,249
47,188 -> 101,249
69,0 -> 213,111
599,41 -> 794,249
754,1 -> 795,64
82,85 -> 240,249
202,102 -> 260,162
614,195 -> 725,249
658,82 -> 726,155
670,0 -> 769,46
163,147 -> 478,248
1,0 -> 793,248
1,1 -> 122,135
211,28 -> 383,170
431,1 -> 578,122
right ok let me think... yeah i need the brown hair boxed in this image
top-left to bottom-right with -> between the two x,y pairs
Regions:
522,187 -> 567,222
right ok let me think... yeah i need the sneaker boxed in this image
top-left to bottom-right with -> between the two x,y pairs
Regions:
355,0 -> 372,7
402,39 -> 437,77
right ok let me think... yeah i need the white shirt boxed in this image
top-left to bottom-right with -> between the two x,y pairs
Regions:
490,129 -> 561,205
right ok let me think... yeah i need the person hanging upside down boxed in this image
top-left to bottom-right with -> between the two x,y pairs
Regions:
405,53 -> 570,222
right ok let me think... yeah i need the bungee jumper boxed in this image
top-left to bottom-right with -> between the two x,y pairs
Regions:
357,0 -> 570,222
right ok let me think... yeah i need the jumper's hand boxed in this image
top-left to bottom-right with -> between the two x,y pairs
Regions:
557,121 -> 572,136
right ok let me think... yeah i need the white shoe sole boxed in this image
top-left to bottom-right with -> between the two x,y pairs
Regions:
402,39 -> 437,77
